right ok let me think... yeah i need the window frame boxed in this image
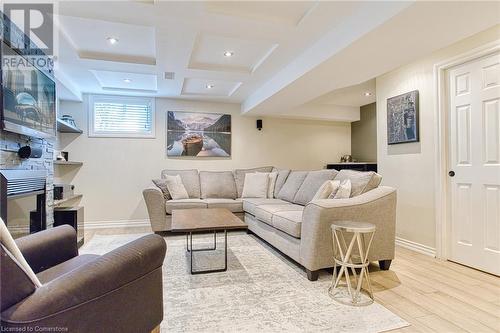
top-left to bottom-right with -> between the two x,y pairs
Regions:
88,94 -> 156,138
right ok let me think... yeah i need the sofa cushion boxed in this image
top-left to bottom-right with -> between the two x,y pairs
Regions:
272,211 -> 303,238
234,166 -> 273,197
253,204 -> 303,225
164,175 -> 189,200
205,198 -> 243,213
161,169 -> 200,198
242,173 -> 269,198
293,169 -> 338,205
37,254 -> 99,284
276,171 -> 308,202
273,169 -> 291,198
242,198 -> 289,216
165,199 -> 207,214
333,170 -> 382,197
199,171 -> 237,199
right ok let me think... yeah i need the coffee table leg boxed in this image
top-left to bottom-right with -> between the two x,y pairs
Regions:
186,230 -> 217,252
189,229 -> 228,275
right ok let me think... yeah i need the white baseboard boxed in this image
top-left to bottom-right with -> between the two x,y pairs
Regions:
84,219 -> 151,230
395,237 -> 436,257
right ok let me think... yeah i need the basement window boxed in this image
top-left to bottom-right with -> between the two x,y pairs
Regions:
88,95 -> 155,138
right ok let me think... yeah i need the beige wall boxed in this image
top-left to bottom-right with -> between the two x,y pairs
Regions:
57,97 -> 351,223
376,25 -> 499,249
351,103 -> 377,162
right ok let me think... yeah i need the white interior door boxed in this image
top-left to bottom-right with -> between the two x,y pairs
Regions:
448,51 -> 500,276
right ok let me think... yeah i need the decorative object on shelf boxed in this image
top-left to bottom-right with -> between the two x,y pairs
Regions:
57,118 -> 83,133
340,154 -> 353,163
387,90 -> 419,145
60,115 -> 77,127
53,184 -> 75,200
18,146 -> 43,159
55,151 -> 66,161
166,111 -> 231,157
62,151 -> 69,161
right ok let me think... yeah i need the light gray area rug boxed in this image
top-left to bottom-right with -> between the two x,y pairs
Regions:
81,233 -> 409,333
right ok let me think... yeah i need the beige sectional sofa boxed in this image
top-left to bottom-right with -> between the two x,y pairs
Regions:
143,166 -> 396,280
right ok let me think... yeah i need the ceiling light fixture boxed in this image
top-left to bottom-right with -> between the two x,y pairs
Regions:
364,92 -> 372,97
206,84 -> 214,89
223,51 -> 234,57
107,37 -> 119,45
124,78 -> 132,83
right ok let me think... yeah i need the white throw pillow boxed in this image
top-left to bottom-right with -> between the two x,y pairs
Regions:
333,179 -> 351,199
242,173 -> 269,198
313,180 -> 341,200
164,175 -> 189,200
258,171 -> 278,198
0,218 -> 42,287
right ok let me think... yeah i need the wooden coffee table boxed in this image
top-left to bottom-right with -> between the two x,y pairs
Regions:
171,208 -> 247,274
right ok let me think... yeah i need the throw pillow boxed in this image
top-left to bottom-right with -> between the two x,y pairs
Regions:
242,173 -> 269,198
0,218 -> 42,287
152,179 -> 171,200
313,180 -> 341,200
258,171 -> 278,198
333,179 -> 351,199
164,175 -> 189,200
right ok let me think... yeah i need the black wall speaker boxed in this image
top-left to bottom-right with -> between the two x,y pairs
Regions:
256,119 -> 263,131
18,146 -> 43,159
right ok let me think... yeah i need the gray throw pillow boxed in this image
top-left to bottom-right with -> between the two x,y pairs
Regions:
276,171 -> 308,202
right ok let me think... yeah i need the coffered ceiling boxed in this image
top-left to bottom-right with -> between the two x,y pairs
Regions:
53,1 -> 500,121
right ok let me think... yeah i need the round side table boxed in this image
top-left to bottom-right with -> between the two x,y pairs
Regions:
328,221 -> 376,306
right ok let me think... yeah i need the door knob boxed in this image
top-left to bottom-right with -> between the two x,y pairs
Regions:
448,171 -> 455,177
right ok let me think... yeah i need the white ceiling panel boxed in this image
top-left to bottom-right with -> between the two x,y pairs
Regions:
90,70 -> 158,92
181,78 -> 242,97
204,1 -> 316,26
188,33 -> 278,73
58,15 -> 156,65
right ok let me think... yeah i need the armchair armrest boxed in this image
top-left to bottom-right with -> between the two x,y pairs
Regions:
300,186 -> 397,271
143,187 -> 167,232
15,225 -> 78,273
2,234 -> 167,332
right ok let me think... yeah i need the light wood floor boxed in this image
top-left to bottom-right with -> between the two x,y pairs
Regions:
85,227 -> 500,333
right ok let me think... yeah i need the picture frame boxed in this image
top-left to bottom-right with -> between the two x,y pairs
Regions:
166,111 -> 231,157
387,90 -> 419,145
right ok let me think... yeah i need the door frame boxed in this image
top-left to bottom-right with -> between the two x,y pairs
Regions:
433,41 -> 500,260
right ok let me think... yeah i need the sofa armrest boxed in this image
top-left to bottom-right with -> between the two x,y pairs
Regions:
15,225 -> 78,273
300,186 -> 397,271
143,187 -> 167,232
2,234 -> 166,331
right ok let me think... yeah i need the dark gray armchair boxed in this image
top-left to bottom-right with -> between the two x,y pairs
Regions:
1,225 -> 166,332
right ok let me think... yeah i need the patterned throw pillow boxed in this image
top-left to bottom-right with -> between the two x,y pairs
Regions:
152,179 -> 171,200
332,179 -> 351,199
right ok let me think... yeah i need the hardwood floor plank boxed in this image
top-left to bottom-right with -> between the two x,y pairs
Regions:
414,314 -> 468,333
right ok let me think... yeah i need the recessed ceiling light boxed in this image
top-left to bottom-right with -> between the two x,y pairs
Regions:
223,51 -> 234,57
124,78 -> 132,83
206,84 -> 214,89
107,37 -> 119,45
364,92 -> 372,97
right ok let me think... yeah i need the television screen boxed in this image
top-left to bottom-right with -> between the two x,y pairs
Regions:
1,42 -> 56,138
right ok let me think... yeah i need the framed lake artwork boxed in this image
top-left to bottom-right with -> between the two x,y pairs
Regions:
387,90 -> 419,145
166,111 -> 231,157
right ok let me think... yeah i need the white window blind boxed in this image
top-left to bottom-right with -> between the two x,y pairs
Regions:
89,95 -> 155,138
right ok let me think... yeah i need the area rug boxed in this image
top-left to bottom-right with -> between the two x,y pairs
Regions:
81,233 -> 409,333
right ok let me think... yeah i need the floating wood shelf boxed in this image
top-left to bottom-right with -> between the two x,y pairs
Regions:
57,118 -> 83,134
53,194 -> 83,207
54,161 -> 83,166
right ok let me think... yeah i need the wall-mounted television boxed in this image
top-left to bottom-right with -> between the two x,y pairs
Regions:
1,38 -> 56,139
